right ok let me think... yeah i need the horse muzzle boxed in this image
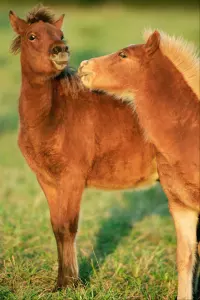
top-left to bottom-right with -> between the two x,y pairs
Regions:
50,44 -> 69,71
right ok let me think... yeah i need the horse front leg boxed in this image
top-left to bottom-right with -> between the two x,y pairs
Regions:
169,200 -> 198,300
37,174 -> 85,288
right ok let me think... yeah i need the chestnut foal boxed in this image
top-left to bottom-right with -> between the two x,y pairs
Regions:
9,7 -> 158,289
79,30 -> 200,299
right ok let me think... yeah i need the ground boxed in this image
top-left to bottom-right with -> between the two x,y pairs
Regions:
0,4 -> 199,299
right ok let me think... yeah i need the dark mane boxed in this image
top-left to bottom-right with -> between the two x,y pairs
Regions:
56,67 -> 84,98
26,4 -> 56,24
10,4 -> 57,54
56,67 -> 105,98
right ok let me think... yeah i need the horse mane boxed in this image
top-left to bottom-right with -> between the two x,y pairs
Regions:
56,67 -> 84,98
143,29 -> 200,100
10,4 -> 57,54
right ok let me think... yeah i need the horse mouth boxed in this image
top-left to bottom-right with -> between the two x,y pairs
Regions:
78,67 -> 94,80
79,72 -> 93,78
51,59 -> 68,71
79,72 -> 95,88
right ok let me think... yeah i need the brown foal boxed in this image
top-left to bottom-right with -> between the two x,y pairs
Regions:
9,6 -> 158,289
79,30 -> 200,299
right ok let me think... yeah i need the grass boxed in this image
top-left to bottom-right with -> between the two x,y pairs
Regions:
0,4 -> 199,299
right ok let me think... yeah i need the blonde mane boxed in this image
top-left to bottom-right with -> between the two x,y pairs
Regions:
143,29 -> 200,100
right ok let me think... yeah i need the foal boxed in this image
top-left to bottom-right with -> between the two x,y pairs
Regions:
9,6 -> 158,289
79,30 -> 200,299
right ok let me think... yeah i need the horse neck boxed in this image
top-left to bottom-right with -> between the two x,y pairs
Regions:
135,53 -> 199,152
19,70 -> 65,129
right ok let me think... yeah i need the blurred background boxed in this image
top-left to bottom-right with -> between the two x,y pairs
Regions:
0,1 -> 199,299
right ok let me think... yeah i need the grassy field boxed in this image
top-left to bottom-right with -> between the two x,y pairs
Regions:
0,4 -> 199,300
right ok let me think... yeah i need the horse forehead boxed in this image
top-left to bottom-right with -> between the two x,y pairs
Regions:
126,44 -> 144,54
127,44 -> 138,50
29,22 -> 59,36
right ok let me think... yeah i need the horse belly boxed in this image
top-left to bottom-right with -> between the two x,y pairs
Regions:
87,151 -> 158,190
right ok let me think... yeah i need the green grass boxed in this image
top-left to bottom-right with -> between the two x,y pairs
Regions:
0,4 -> 199,299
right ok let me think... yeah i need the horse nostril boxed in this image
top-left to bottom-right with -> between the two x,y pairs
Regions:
51,45 -> 69,55
64,46 -> 69,53
52,46 -> 62,55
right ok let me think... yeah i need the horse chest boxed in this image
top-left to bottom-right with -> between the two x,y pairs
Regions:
157,154 -> 200,211
18,132 -> 65,178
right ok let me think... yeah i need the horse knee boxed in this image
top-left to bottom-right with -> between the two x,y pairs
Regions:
51,214 -> 79,239
177,246 -> 195,273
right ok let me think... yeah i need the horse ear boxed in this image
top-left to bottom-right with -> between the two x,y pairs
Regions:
9,11 -> 27,34
54,14 -> 65,30
145,30 -> 160,55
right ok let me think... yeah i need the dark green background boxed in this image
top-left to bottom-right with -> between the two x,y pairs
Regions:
2,0 -> 199,7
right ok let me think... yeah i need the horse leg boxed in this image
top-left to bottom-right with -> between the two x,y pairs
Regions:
37,174 -> 85,288
169,201 -> 198,300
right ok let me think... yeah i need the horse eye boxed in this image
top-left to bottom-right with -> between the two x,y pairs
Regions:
61,34 -> 64,40
29,34 -> 36,41
119,51 -> 127,58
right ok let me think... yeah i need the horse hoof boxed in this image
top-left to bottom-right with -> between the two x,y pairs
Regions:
53,277 -> 79,291
52,285 -> 62,292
